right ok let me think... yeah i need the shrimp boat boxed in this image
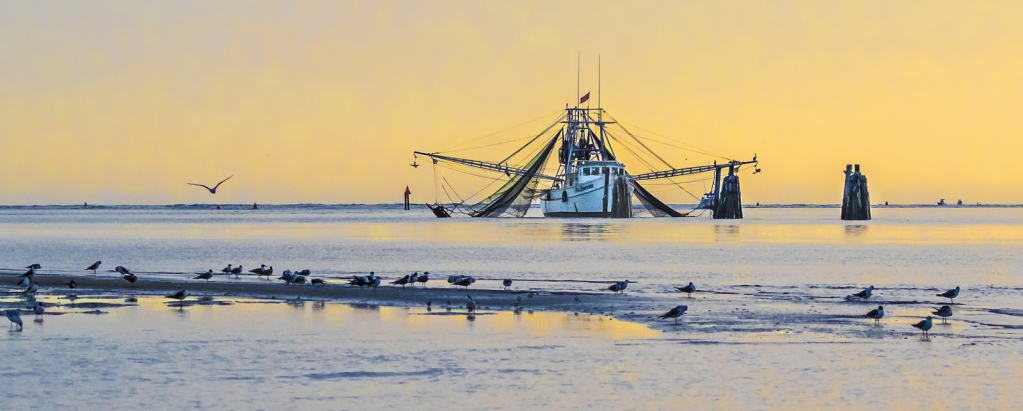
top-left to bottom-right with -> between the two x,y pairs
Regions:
413,82 -> 758,218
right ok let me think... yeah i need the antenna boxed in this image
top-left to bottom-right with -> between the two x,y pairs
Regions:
598,54 -> 601,109
576,52 -> 580,109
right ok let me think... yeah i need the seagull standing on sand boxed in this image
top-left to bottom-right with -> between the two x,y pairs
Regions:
676,282 -> 696,298
466,296 -> 476,314
865,306 -> 884,325
115,266 -> 132,275
291,275 -> 306,286
608,280 -> 631,295
369,276 -> 381,290
660,305 -> 688,324
194,270 -> 214,282
6,310 -> 23,331
16,277 -> 30,288
408,272 -> 419,287
448,275 -> 463,287
937,286 -> 960,305
68,280 -> 77,289
454,276 -> 476,290
932,305 -> 953,323
250,265 -> 267,276
311,278 -> 325,290
187,175 -> 233,194
416,272 -> 430,287
503,279 -> 513,290
31,302 -> 45,321
20,267 -> 36,281
166,289 -> 190,307
231,265 -> 243,278
911,316 -> 934,338
86,261 -> 102,274
279,270 -> 294,283
262,266 -> 273,279
24,283 -> 40,296
392,275 -> 411,289
221,264 -> 233,275
851,286 -> 874,302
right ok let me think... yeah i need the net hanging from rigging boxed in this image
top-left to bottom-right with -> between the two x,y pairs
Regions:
469,136 -> 558,218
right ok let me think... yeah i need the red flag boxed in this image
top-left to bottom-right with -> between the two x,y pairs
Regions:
579,92 -> 590,104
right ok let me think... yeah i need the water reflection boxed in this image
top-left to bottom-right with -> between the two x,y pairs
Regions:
844,224 -> 868,236
559,222 -> 620,241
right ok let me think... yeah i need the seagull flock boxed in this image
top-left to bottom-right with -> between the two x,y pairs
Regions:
5,261 -> 964,340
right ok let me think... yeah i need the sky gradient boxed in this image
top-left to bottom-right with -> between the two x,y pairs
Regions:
3,1 -> 1023,205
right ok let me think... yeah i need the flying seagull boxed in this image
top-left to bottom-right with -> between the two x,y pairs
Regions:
660,305 -> 688,324
911,316 -> 934,338
937,286 -> 960,305
676,282 -> 696,297
194,270 -> 214,282
851,285 -> 874,302
932,305 -> 953,323
865,305 -> 884,325
187,175 -> 233,194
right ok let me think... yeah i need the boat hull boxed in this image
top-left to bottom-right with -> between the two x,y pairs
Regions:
540,166 -> 633,218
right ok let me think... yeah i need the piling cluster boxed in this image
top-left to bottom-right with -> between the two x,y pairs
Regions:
841,164 -> 871,221
713,167 -> 743,219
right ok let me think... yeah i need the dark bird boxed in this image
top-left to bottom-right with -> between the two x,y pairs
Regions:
676,282 -> 696,297
607,280 -> 631,295
408,272 -> 419,287
297,269 -> 311,276
937,286 -> 960,305
454,276 -> 476,289
194,270 -> 214,282
68,280 -> 77,289
659,305 -> 688,324
25,264 -> 41,269
278,270 -> 294,283
349,275 -> 368,287
250,265 -> 267,276
410,161 -> 419,168
115,266 -> 132,275
5,310 -> 23,331
166,289 -> 189,307
262,266 -> 273,278
851,285 -> 874,301
391,275 -> 411,289
187,175 -> 233,194
19,267 -> 36,279
86,261 -> 102,274
416,272 -> 430,287
221,264 -> 233,275
291,275 -> 306,286
932,305 -> 953,323
231,265 -> 242,277
311,278 -> 325,289
911,316 -> 934,338
369,276 -> 381,290
466,296 -> 476,313
503,279 -> 513,290
447,275 -> 463,287
865,306 -> 884,325
122,273 -> 138,285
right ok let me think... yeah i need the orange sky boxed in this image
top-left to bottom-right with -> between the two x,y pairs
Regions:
3,1 -> 1023,205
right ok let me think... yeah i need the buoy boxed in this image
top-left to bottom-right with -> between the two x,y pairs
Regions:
253,203 -> 258,210
404,186 -> 411,211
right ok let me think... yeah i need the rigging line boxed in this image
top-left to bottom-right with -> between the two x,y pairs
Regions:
439,134 -> 540,154
438,109 -> 564,153
603,112 -> 675,169
441,183 -> 458,205
442,176 -> 468,204
436,163 -> 508,203
497,115 -> 565,165
632,134 -> 727,159
435,162 -> 510,184
605,129 -> 660,172
606,130 -> 699,200
618,121 -> 732,160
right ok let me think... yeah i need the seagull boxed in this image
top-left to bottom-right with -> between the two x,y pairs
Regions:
937,286 -> 960,305
187,175 -> 233,194
932,305 -> 953,323
851,285 -> 874,301
454,276 -> 476,289
911,316 -> 934,338
416,272 -> 430,287
16,277 -> 30,288
349,275 -> 368,287
122,273 -> 138,286
503,279 -> 513,290
68,280 -> 77,289
250,265 -> 267,276
659,305 -> 688,324
194,270 -> 214,282
24,283 -> 40,295
19,267 -> 36,280
6,310 -> 23,331
297,269 -> 311,276
261,266 -> 273,279
369,277 -> 381,290
408,272 -> 419,287
676,282 -> 696,297
291,275 -> 306,286
391,275 -> 411,289
85,261 -> 102,274
166,289 -> 190,307
279,270 -> 294,284
221,264 -> 233,275
608,280 -> 631,295
25,264 -> 41,270
865,305 -> 884,325
447,275 -> 463,287
466,296 -> 476,313
31,302 -> 45,321
114,266 -> 132,275
311,278 -> 325,290
231,265 -> 242,278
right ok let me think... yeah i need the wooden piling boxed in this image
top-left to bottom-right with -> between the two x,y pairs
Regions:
713,165 -> 743,219
841,164 -> 871,220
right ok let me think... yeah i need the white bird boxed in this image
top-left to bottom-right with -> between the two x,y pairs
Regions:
454,276 -> 476,289
20,267 -> 37,279
865,305 -> 884,325
16,277 -> 30,288
24,283 -> 39,295
408,272 -> 419,287
369,277 -> 381,290
31,302 -> 45,321
676,282 -> 696,297
221,264 -> 233,275
447,275 -> 463,287
932,305 -> 953,323
937,286 -> 960,305
466,296 -> 476,313
187,175 -> 233,194
851,285 -> 874,301
660,305 -> 688,324
911,316 -> 934,338
5,310 -> 23,331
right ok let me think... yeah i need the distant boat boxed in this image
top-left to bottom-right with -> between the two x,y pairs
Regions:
937,199 -> 946,206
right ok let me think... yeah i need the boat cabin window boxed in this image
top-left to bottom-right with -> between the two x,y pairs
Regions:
602,167 -> 609,174
583,168 -> 591,176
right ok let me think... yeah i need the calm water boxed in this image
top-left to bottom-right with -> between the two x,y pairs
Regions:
2,206 -> 1023,409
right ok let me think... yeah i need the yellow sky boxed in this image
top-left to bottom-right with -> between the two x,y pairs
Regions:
3,1 -> 1023,205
